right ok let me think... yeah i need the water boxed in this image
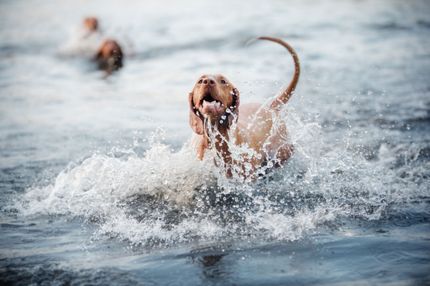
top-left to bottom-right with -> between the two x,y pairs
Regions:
1,0 -> 429,285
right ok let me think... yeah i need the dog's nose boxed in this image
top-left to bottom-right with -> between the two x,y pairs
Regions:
202,78 -> 215,86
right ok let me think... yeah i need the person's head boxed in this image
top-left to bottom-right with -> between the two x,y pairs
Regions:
83,17 -> 98,32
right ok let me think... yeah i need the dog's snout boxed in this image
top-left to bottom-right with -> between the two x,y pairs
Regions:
201,77 -> 215,86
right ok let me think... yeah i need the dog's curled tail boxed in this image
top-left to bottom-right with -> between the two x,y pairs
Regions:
258,36 -> 300,111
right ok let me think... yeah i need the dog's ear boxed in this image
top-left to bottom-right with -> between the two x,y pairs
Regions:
228,88 -> 240,125
95,44 -> 104,61
95,50 -> 102,61
232,88 -> 240,112
189,92 -> 204,135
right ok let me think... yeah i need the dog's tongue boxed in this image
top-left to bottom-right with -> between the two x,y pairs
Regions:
202,100 -> 224,115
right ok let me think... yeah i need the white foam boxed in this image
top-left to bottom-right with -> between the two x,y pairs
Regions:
16,108 -> 426,246
58,28 -> 103,58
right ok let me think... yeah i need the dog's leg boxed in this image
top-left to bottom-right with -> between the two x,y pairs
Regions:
197,136 -> 209,160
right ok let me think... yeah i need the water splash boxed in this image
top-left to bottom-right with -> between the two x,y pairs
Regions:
58,27 -> 103,58
16,109 -> 426,247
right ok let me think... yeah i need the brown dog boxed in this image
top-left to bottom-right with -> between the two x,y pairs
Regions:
188,37 -> 300,178
95,39 -> 124,72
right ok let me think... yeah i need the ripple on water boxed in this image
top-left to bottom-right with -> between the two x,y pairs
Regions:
14,107 -> 428,248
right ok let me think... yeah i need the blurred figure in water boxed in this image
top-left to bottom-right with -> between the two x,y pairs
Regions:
59,16 -> 102,57
82,17 -> 99,37
81,17 -> 125,73
95,39 -> 124,73
59,17 -> 125,74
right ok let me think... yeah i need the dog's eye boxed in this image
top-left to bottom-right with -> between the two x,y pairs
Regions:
221,79 -> 226,84
198,79 -> 203,84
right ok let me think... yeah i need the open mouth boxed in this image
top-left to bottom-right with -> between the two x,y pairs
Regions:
200,92 -> 223,106
199,92 -> 224,115
200,92 -> 216,104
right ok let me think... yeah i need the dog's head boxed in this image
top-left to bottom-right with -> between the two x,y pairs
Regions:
83,17 -> 98,32
95,39 -> 124,71
189,74 -> 239,135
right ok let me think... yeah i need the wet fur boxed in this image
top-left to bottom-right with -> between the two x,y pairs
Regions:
188,37 -> 300,178
95,39 -> 124,73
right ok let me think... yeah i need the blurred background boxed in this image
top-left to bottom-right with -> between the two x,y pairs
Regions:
0,0 -> 429,285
